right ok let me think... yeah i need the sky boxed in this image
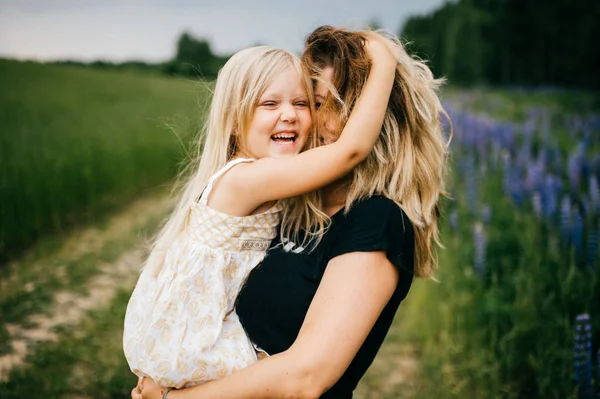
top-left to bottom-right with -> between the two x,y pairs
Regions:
0,0 -> 447,62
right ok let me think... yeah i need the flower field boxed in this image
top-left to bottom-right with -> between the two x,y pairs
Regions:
400,89 -> 600,398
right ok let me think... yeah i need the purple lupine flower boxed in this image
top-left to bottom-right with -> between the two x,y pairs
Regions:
560,196 -> 572,240
502,152 -> 513,195
569,116 -> 585,135
525,161 -> 544,193
597,349 -> 600,399
571,208 -> 584,263
464,158 -> 477,212
481,205 -> 492,225
587,228 -> 598,269
517,144 -> 531,170
583,319 -> 593,398
575,321 -> 582,384
569,153 -> 582,189
467,175 -> 477,210
537,149 -> 548,168
449,211 -> 458,231
505,124 -> 516,151
576,141 -> 587,157
574,314 -> 593,398
569,142 -> 591,194
491,122 -> 515,151
532,191 -> 542,218
589,176 -> 599,215
592,155 -> 600,181
504,161 -> 525,207
522,114 -> 536,139
475,119 -> 487,159
596,349 -> 600,399
473,223 -> 486,278
441,110 -> 452,141
581,156 -> 591,187
549,145 -> 564,175
542,175 -> 561,218
580,197 -> 591,218
589,114 -> 600,131
511,183 -> 525,207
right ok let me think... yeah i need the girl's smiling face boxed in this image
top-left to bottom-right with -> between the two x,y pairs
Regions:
241,67 -> 312,159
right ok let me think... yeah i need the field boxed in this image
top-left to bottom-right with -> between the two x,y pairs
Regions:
0,62 -> 599,398
0,59 -> 207,261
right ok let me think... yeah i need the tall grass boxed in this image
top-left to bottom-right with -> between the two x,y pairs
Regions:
0,59 -> 207,261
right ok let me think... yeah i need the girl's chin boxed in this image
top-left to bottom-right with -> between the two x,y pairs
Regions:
269,141 -> 301,157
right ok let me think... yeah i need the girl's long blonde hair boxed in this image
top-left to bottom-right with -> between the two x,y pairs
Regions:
144,46 -> 325,277
301,26 -> 452,279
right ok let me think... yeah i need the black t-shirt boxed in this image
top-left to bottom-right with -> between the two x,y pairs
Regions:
236,196 -> 415,398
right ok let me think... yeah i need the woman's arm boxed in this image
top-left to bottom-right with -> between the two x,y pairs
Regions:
225,36 -> 398,209
134,250 -> 399,399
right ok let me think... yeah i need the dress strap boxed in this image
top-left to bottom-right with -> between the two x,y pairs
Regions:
198,158 -> 255,205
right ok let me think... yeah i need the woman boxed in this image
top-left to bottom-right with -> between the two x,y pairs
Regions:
133,26 -> 449,399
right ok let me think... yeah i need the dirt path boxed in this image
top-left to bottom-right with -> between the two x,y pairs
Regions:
0,192 -> 172,380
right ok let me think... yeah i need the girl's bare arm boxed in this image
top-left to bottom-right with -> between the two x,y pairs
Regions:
224,35 -> 398,213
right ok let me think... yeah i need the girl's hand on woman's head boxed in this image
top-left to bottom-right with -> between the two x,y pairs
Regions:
362,32 -> 399,69
131,376 -> 167,399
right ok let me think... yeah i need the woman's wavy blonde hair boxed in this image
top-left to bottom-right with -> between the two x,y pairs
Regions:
301,26 -> 452,279
144,46 -> 327,277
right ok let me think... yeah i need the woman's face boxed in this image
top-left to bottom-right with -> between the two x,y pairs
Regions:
243,67 -> 312,159
314,67 -> 342,146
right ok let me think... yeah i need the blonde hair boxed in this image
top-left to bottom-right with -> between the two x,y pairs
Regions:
302,26 -> 452,279
144,46 -> 326,277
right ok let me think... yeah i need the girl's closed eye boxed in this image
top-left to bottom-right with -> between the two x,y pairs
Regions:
295,99 -> 309,108
260,100 -> 278,107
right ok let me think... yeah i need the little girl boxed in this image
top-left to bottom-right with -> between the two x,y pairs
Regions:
123,37 -> 397,389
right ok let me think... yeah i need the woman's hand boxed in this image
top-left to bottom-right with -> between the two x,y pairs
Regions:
363,32 -> 399,69
131,376 -> 169,399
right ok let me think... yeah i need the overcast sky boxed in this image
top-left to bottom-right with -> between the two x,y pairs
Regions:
0,0 -> 446,62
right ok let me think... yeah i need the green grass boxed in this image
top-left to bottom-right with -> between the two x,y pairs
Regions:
0,59 -> 207,261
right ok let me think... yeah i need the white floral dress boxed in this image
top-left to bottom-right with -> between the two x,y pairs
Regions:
123,158 -> 281,388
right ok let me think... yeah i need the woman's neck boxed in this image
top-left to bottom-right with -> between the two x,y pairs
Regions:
321,179 -> 350,216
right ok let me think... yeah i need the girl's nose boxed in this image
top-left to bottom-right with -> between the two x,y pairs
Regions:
280,104 -> 298,122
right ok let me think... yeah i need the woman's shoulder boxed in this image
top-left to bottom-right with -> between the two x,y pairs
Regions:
328,195 -> 415,273
346,196 -> 413,233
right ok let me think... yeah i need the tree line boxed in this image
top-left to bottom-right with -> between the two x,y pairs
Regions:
51,2 -> 599,90
400,0 -> 600,89
53,32 -> 230,79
